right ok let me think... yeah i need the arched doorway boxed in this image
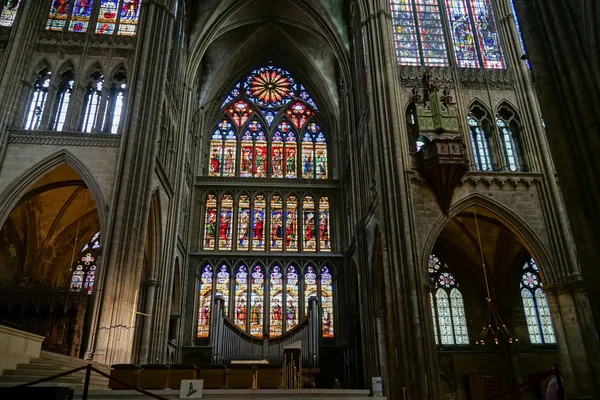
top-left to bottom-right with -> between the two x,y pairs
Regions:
0,163 -> 102,357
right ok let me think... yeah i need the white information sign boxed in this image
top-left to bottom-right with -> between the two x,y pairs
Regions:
179,379 -> 204,398
372,376 -> 383,397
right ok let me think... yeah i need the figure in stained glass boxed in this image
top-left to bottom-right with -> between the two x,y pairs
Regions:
271,131 -> 284,178
69,0 -> 94,32
253,130 -> 267,177
470,0 -> 505,68
269,266 -> 284,336
215,265 -> 230,314
47,0 -> 71,31
285,196 -> 298,250
234,265 -> 248,329
252,195 -> 266,251
218,195 -> 234,250
250,265 -> 265,337
0,0 -> 20,27
304,265 -> 318,314
197,265 -> 213,338
303,196 -> 316,251
203,195 -> 217,250
237,195 -> 251,250
445,0 -> 479,68
321,266 -> 334,338
286,266 -> 299,328
118,0 -> 142,36
96,0 -> 118,34
319,197 -> 331,251
270,196 -> 284,251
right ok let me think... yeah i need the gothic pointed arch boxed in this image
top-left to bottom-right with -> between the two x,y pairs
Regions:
496,101 -> 526,172
81,63 -> 106,133
467,100 -> 495,171
52,61 -> 76,131
24,61 -> 52,130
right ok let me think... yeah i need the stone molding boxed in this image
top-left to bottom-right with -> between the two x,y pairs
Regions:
195,176 -> 340,189
399,66 -> 454,88
8,131 -> 122,147
459,68 -> 515,90
408,171 -> 542,188
544,279 -> 586,294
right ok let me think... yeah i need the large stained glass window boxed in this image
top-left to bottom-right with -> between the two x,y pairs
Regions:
468,116 -> 492,171
237,195 -> 251,251
497,118 -> 520,172
389,0 -> 449,66
319,197 -> 331,252
250,265 -> 265,337
304,265 -> 318,315
270,196 -> 284,251
269,265 -> 284,337
25,68 -> 51,131
286,265 -> 299,329
285,195 -> 298,251
70,233 -> 100,295
218,195 -> 234,250
234,265 -> 249,329
203,194 -> 217,250
252,195 -> 266,251
96,0 -> 119,34
520,258 -> 556,344
215,264 -> 230,315
207,66 -> 328,180
46,0 -> 71,31
444,0 -> 505,68
429,254 -> 469,346
303,196 -> 316,251
197,264 -> 213,338
69,0 -> 94,33
321,266 -> 334,338
0,0 -> 20,27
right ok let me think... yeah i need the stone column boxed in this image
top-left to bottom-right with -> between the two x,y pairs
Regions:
545,281 -> 600,398
138,279 -> 160,364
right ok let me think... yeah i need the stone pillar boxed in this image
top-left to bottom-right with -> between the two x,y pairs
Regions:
138,279 -> 160,365
545,281 -> 600,398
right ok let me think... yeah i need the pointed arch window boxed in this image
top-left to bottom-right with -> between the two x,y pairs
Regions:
250,265 -> 265,337
0,0 -> 20,27
496,107 -> 524,172
218,194 -> 234,250
389,0 -> 449,66
237,195 -> 251,251
521,258 -> 556,344
302,196 -> 316,251
53,69 -> 75,131
285,265 -> 299,329
25,68 -> 51,130
202,194 -> 217,250
215,264 -> 230,315
285,195 -> 298,251
467,109 -> 493,171
321,266 -> 334,337
270,196 -> 284,251
269,265 -> 284,337
304,265 -> 318,315
429,254 -> 469,346
206,66 -> 328,180
69,0 -> 94,33
82,71 -> 104,133
70,232 -> 100,295
252,195 -> 266,251
197,264 -> 213,338
104,68 -> 127,134
234,265 -> 249,329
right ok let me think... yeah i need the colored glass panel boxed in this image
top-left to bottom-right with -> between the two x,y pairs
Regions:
245,66 -> 296,108
303,196 -> 316,251
223,129 -> 237,177
226,100 -> 252,127
252,195 -> 266,251
497,118 -> 520,171
234,265 -> 248,329
287,102 -> 312,129
117,0 -> 141,36
269,265 -> 284,337
96,0 -> 119,34
237,195 -> 251,251
216,265 -> 230,315
436,289 -> 454,345
254,130 -> 267,177
270,196 -> 284,251
304,265 -> 318,315
302,132 -> 314,179
390,0 -> 420,65
520,258 -> 556,344
468,117 -> 491,171
430,293 -> 439,345
69,0 -> 94,33
208,127 -> 224,177
84,265 -> 96,295
285,196 -> 298,251
70,252 -> 96,294
299,85 -> 318,110
203,194 -> 217,250
319,197 -> 331,251
240,130 -> 254,178
262,110 -> 276,126
415,0 -> 448,66
321,266 -> 334,338
271,131 -> 284,178
286,266 -> 299,330
221,82 -> 241,108
218,195 -> 234,250
521,288 -> 541,344
47,0 -> 71,31
445,0 -> 479,67
0,0 -> 20,27
510,0 -> 529,69
250,265 -> 265,337
315,131 -> 328,179
71,266 -> 84,291
450,289 -> 469,344
284,129 -> 297,179
197,265 -> 213,338
535,288 -> 556,344
470,0 -> 505,68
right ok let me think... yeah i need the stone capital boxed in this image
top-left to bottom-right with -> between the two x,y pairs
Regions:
142,279 -> 161,288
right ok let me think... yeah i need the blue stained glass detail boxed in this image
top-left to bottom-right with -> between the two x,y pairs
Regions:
245,66 -> 297,108
510,0 -> 530,69
299,85 -> 318,110
390,0 -> 420,65
470,0 -> 505,68
445,0 -> 479,68
262,110 -> 276,126
221,82 -> 241,108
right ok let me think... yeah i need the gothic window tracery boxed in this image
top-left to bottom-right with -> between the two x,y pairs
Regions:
496,106 -> 524,172
53,69 -> 75,131
25,67 -> 52,131
520,258 -> 556,345
0,0 -> 20,27
82,70 -> 104,133
429,254 -> 469,346
468,105 -> 494,171
105,67 -> 128,133
69,232 -> 100,295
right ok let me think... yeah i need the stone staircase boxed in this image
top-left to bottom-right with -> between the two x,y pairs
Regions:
0,350 -> 110,390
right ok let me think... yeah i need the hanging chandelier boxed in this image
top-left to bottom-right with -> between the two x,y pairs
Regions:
472,210 -> 518,346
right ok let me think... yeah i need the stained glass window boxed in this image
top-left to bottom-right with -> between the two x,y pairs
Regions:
321,266 -> 334,337
0,0 -> 20,27
445,0 -> 478,67
304,265 -> 318,315
510,0 -> 528,69
53,70 -> 75,131
215,264 -> 230,315
218,194 -> 234,250
287,102 -> 312,129
250,265 -> 265,337
237,195 -> 251,251
245,66 -> 295,108
226,100 -> 252,127
390,0 -> 449,66
82,71 -> 104,133
70,240 -> 98,296
314,129 -> 328,179
203,194 -> 217,250
283,123 -> 297,179
241,129 -> 254,177
319,197 -> 331,251
303,196 -> 316,251
69,0 -> 94,33
252,195 -> 266,251
208,120 -> 233,177
254,130 -> 267,178
271,131 -> 284,178
47,0 -> 71,31
429,254 -> 469,346
269,265 -> 284,337
497,118 -> 520,172
286,265 -> 299,329
520,258 -> 556,344
117,0 -> 142,36
96,0 -> 119,34
197,264 -> 213,338
285,196 -> 298,251
301,132 -> 315,179
468,116 -> 492,171
234,265 -> 249,329
470,0 -> 505,68
270,196 -> 284,251
25,68 -> 51,131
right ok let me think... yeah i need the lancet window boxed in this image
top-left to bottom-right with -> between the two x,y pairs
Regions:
429,254 -> 469,346
520,258 -> 556,345
24,68 -> 52,131
208,66 -> 328,180
0,0 -> 19,27
46,0 -> 142,36
496,106 -> 524,172
201,192 -> 332,253
197,262 -> 334,339
468,105 -> 494,171
69,232 -> 100,295
53,69 -> 75,131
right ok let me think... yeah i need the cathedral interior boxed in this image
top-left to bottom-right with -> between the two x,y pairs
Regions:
0,0 -> 599,399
